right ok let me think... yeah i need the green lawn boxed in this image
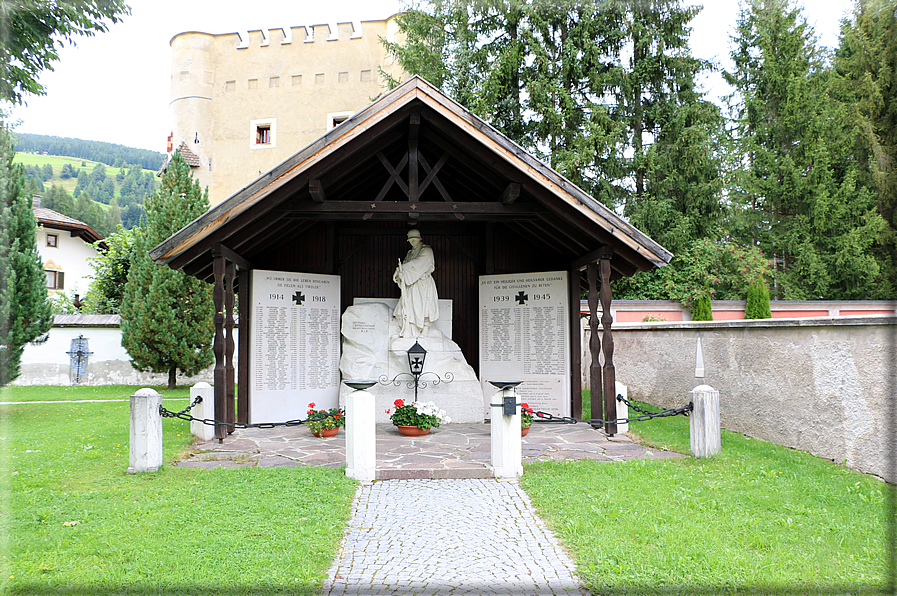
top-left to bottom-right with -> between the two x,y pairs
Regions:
3,386 -> 891,595
521,391 -> 891,595
2,385 -> 356,596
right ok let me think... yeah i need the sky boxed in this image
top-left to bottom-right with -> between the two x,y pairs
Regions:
6,0 -> 855,153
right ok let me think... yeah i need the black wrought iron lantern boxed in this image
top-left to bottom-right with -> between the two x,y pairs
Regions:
407,341 -> 426,376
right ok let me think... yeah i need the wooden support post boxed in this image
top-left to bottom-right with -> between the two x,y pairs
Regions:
569,270 -> 582,420
225,260 -> 236,433
237,268 -> 250,424
600,251 -> 617,436
212,253 -> 227,440
587,262 -> 602,427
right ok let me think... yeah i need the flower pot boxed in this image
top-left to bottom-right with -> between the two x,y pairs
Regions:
312,427 -> 339,438
397,425 -> 430,437
521,426 -> 531,437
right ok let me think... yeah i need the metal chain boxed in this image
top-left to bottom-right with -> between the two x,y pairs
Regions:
159,402 -> 342,430
524,394 -> 693,426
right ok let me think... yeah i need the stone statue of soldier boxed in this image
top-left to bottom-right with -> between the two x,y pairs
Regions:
392,229 -> 439,338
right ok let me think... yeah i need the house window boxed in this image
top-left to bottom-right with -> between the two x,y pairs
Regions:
249,118 -> 277,149
46,233 -> 58,248
46,270 -> 64,290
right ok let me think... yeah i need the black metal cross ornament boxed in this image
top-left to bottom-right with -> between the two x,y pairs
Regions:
292,291 -> 305,305
515,291 -> 528,305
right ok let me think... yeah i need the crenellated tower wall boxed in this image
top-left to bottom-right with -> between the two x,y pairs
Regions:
169,16 -> 406,205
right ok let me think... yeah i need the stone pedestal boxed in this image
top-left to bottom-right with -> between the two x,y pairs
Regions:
128,388 -> 163,473
345,388 -> 376,482
615,381 -> 629,434
690,384 -> 721,458
339,301 -> 483,423
490,388 -> 523,479
189,382 -> 215,441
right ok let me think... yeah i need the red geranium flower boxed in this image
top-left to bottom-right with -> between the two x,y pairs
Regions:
521,402 -> 532,412
385,408 -> 391,414
394,399 -> 404,408
308,402 -> 316,408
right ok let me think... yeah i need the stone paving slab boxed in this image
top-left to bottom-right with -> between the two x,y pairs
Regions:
176,422 -> 683,475
321,479 -> 590,596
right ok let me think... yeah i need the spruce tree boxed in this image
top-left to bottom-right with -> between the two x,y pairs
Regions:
725,0 -> 886,299
121,152 -> 213,390
833,0 -> 897,297
0,125 -> 54,386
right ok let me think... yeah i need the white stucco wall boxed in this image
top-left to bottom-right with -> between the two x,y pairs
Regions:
36,226 -> 99,297
13,316 -> 233,387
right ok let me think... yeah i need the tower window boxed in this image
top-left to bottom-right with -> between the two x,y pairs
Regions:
256,125 -> 271,145
249,118 -> 277,149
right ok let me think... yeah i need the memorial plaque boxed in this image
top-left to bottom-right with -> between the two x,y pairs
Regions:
479,272 -> 569,417
250,270 -> 340,423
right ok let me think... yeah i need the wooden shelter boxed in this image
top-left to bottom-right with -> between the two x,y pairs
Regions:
150,77 -> 672,439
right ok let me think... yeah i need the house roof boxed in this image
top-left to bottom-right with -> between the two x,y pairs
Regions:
34,203 -> 104,244
150,76 -> 672,282
158,142 -> 202,175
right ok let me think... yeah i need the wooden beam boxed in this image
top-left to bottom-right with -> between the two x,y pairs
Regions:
569,269 -> 583,420
418,153 -> 453,203
587,262 -> 602,428
408,112 -> 420,201
309,179 -> 326,203
291,201 -> 544,215
212,243 -> 253,271
418,151 -> 448,198
225,260 -> 236,433
374,151 -> 409,203
237,268 -> 250,424
600,252 -> 617,436
212,253 -> 227,441
569,245 -> 612,272
501,183 -> 520,205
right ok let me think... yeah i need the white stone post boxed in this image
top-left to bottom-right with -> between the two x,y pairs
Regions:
190,382 -> 215,442
345,386 -> 376,482
128,388 -> 163,473
490,388 -> 522,479
614,381 -> 629,434
690,384 -> 721,458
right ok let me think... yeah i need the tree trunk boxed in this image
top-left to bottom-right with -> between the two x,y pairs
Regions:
168,367 -> 177,391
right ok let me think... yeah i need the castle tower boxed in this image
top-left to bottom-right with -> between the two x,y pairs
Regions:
168,16 -> 406,206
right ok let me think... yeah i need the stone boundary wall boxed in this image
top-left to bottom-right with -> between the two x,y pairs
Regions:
12,315 -> 226,387
583,316 -> 896,482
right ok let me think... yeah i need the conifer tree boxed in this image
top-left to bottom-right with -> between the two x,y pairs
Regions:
833,0 -> 897,296
121,152 -> 213,390
0,125 -> 53,385
691,292 -> 713,321
725,0 -> 886,299
745,280 -> 772,319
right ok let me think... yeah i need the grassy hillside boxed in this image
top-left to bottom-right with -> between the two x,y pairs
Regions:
13,153 -> 157,196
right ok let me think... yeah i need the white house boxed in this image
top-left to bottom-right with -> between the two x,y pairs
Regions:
33,195 -> 104,300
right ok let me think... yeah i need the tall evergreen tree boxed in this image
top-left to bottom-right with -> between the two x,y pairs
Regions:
121,152 -> 213,389
0,125 -> 53,385
833,0 -> 897,296
724,0 -> 886,299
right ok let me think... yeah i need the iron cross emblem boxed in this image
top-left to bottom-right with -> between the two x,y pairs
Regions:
292,291 -> 305,305
515,291 -> 528,305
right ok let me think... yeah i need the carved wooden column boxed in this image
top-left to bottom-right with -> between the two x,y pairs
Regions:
225,260 -> 236,432
237,268 -> 250,424
599,248 -> 617,436
212,252 -> 227,440
569,269 -> 582,419
587,262 -> 602,427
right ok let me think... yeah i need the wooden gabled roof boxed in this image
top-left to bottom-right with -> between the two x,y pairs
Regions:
150,76 -> 671,281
